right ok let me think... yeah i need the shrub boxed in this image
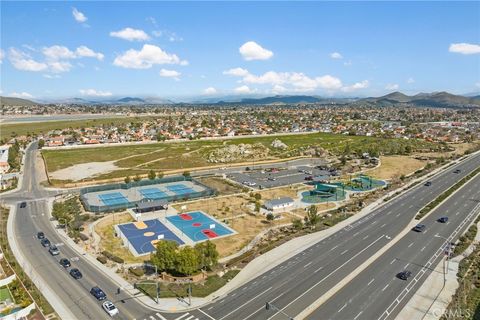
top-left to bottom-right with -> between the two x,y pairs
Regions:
97,256 -> 107,264
78,233 -> 89,241
129,267 -> 145,277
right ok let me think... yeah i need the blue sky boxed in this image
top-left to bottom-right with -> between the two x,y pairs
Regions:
1,1 -> 479,101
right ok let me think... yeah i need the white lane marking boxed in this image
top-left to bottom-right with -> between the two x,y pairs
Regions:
354,311 -> 363,320
338,303 -> 347,313
367,278 -> 375,286
363,235 -> 369,240
382,284 -> 390,291
219,286 -> 273,320
330,245 -> 339,251
421,246 -> 426,252
456,212 -> 460,216
304,262 -> 313,268
314,266 -> 323,273
390,259 -> 396,265
381,223 -> 387,228
408,242 -> 414,248
353,231 -> 360,237
156,313 -> 167,320
341,249 -> 348,255
266,235 -> 386,320
396,213 -> 401,217
242,291 -> 287,320
174,314 -> 190,320
184,316 -> 195,320
198,309 -> 216,320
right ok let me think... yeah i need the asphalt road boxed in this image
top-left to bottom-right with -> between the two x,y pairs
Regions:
2,142 -> 479,320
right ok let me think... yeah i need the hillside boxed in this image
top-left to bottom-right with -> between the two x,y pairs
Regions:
0,96 -> 39,106
361,91 -> 480,108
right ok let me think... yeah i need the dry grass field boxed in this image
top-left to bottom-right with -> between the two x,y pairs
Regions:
367,155 -> 428,180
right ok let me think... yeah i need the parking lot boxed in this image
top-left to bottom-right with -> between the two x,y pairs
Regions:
227,165 -> 339,189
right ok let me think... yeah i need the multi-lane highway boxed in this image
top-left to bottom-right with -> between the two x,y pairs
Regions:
2,141 -> 479,320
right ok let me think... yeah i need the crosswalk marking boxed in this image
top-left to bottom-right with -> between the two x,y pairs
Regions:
174,313 -> 191,320
156,313 -> 167,320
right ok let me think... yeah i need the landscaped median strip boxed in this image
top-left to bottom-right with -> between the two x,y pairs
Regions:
416,166 -> 480,220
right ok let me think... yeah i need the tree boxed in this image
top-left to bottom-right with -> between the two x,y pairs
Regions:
151,241 -> 178,273
38,139 -> 45,149
255,201 -> 261,213
292,218 -> 303,230
254,193 -> 262,201
124,176 -> 131,184
305,205 -> 319,227
175,246 -> 198,276
157,171 -> 164,179
182,171 -> 191,178
148,170 -> 156,180
133,174 -> 141,182
266,213 -> 275,222
195,241 -> 219,270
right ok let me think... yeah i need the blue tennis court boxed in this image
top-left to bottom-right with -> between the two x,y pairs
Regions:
166,184 -> 195,196
166,211 -> 234,242
118,219 -> 184,255
98,192 -> 130,206
139,188 -> 168,200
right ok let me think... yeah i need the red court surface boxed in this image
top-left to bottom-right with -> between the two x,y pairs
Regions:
180,213 -> 193,220
202,229 -> 218,238
192,222 -> 202,227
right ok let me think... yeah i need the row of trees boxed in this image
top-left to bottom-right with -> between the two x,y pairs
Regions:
124,170 -> 191,184
151,240 -> 219,276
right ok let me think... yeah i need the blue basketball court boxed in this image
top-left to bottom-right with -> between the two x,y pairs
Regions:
98,192 -> 130,206
117,219 -> 184,255
166,211 -> 234,242
139,188 -> 168,200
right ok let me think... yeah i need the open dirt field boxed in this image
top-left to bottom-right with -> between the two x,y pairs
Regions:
50,161 -> 120,181
367,155 -> 428,180
94,212 -> 143,263
197,176 -> 248,195
415,142 -> 480,158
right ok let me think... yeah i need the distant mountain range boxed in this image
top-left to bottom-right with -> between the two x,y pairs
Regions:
1,91 -> 479,108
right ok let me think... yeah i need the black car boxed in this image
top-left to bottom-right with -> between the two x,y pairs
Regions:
41,238 -> 51,247
19,202 -> 27,208
37,232 -> 45,239
424,181 -> 432,186
69,268 -> 82,280
412,224 -> 426,232
59,258 -> 71,268
454,169 -> 461,174
438,217 -> 449,223
90,286 -> 107,300
397,270 -> 412,280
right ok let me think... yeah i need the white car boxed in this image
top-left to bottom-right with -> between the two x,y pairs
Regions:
102,301 -> 119,317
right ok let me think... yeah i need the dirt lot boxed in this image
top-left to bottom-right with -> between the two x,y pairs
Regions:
197,176 -> 248,195
93,212 -> 144,264
367,155 -> 428,180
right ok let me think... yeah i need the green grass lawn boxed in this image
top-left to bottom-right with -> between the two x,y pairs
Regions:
42,132 -> 442,182
0,115 -> 155,141
0,287 -> 13,302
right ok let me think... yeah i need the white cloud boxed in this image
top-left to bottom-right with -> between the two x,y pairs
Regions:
407,77 -> 415,84
110,27 -> 150,41
330,52 -> 343,59
9,48 -> 48,72
42,45 -> 76,60
342,80 -> 370,92
75,46 -> 104,60
72,8 -> 87,23
43,74 -> 61,79
0,49 -> 4,64
223,67 -> 250,77
343,60 -> 352,66
234,85 -> 255,94
159,68 -> 181,79
9,91 -> 33,98
316,75 -> 344,91
48,61 -> 73,73
203,87 -> 217,95
385,83 -> 399,91
475,82 -> 480,88
79,89 -> 113,97
113,44 -> 186,69
449,43 -> 480,55
239,41 -> 273,61
271,85 -> 287,94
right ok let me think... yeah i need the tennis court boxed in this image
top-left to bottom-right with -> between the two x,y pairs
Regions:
166,184 -> 195,196
117,219 -> 184,256
139,188 -> 168,200
98,192 -> 130,206
166,211 -> 235,242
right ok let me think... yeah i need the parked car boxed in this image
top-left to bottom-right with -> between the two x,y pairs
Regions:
37,231 -> 45,239
102,301 -> 119,317
437,217 -> 449,223
59,258 -> 71,268
69,268 -> 82,280
453,169 -> 461,174
397,270 -> 412,280
424,181 -> 432,186
41,238 -> 51,247
90,286 -> 107,301
304,176 -> 314,181
267,177 -> 276,181
19,202 -> 27,208
412,224 -> 426,232
48,245 -> 60,256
